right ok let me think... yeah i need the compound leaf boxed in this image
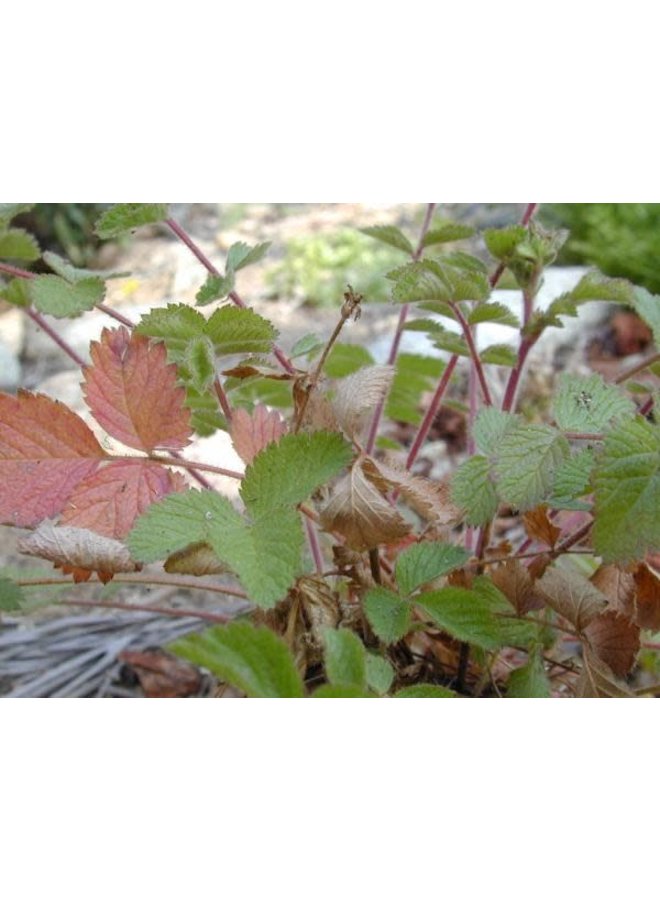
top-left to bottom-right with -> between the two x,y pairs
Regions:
135,303 -> 207,361
451,455 -> 498,526
206,306 -> 278,355
553,373 -> 636,433
415,587 -> 502,650
395,541 -> 470,596
360,224 -> 413,255
230,405 -> 287,464
195,273 -> 235,306
95,203 -> 169,239
472,407 -> 519,456
494,424 -> 570,511
226,241 -> 271,272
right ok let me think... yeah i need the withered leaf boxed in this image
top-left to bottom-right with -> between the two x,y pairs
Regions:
319,457 -> 411,551
364,456 -> 463,526
332,365 -> 394,439
230,405 -> 287,465
633,563 -> 660,631
164,542 -> 227,576
18,521 -> 140,581
584,610 -> 640,677
489,559 -> 545,615
537,567 -> 607,632
119,650 -> 202,697
293,375 -> 339,432
590,564 -> 636,617
576,647 -> 634,697
522,505 -> 561,548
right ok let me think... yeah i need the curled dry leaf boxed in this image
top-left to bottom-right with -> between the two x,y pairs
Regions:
230,405 -> 287,465
584,610 -> 640,677
576,647 -> 634,697
119,650 -> 203,698
632,562 -> 660,631
0,390 -> 107,528
319,457 -> 411,552
522,505 -> 561,548
60,460 -> 187,539
590,563 -> 636,616
368,456 -> 463,526
293,375 -> 338,433
489,559 -> 545,615
332,365 -> 394,440
18,521 -> 141,582
164,541 -> 227,576
536,567 -> 607,632
83,328 -> 192,451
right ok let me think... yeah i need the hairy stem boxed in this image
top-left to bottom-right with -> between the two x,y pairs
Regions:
213,376 -> 233,423
17,573 -> 248,600
25,307 -> 86,367
365,202 -> 437,453
614,349 -> 660,385
132,454 -> 244,480
405,355 -> 459,470
451,301 -> 492,405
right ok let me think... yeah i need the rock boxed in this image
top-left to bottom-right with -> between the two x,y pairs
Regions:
0,339 -> 21,392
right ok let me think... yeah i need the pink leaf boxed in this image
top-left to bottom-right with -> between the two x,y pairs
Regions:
0,390 -> 107,527
230,405 -> 287,464
60,459 -> 187,539
83,327 -> 192,451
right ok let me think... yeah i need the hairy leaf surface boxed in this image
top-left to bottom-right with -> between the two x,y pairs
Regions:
554,373 -> 635,433
395,542 -> 470,596
230,405 -> 287,464
363,587 -> 412,644
494,424 -> 570,510
95,203 -> 168,239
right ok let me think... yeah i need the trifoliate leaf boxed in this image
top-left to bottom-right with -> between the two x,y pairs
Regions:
323,627 -> 367,688
0,575 -> 25,611
395,542 -> 470,597
494,424 -> 570,511
95,203 -> 168,239
127,490 -> 230,562
240,431 -> 353,517
415,587 -> 503,650
0,227 -> 40,261
360,225 -> 413,255
206,306 -> 278,355
363,587 -> 412,644
553,373 -> 636,433
506,647 -> 551,698
550,448 -> 595,503
479,344 -> 518,367
593,418 -> 660,563
324,342 -> 375,377
468,302 -> 519,328
472,408 -> 519,456
386,353 -> 446,426
226,241 -> 271,272
135,303 -> 207,361
170,621 -> 304,698
29,274 -> 105,318
195,272 -> 235,306
365,654 -> 395,695
422,222 -> 475,247
451,455 -> 498,526
630,286 -> 660,345
395,684 -> 457,698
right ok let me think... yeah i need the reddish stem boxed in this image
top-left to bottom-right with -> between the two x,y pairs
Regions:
405,355 -> 459,470
451,301 -> 492,405
61,598 -> 232,624
25,307 -> 86,367
97,302 -> 134,327
213,377 -> 233,423
305,517 -> 324,574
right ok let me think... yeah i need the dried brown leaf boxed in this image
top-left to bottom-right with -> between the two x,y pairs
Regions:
522,505 -> 561,548
528,553 -> 552,581
119,650 -> 202,697
537,567 -> 607,632
584,610 -> 640,676
590,564 -> 636,617
490,559 -> 545,615
293,375 -> 339,432
364,456 -> 463,526
164,542 -> 227,576
319,458 -> 411,552
230,405 -> 287,465
18,521 -> 140,580
633,563 -> 660,631
576,647 -> 634,697
332,365 -> 394,439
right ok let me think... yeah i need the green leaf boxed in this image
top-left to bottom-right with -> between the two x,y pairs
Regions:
553,373 -> 636,433
484,224 -> 567,288
422,222 -> 475,247
206,306 -> 278,355
388,258 -> 490,305
483,225 -> 527,262
479,344 -> 518,367
184,335 -> 216,391
240,431 -> 353,516
226,241 -> 271,272
473,408 -> 519,456
0,203 -> 33,227
170,621 -> 304,698
95,203 -> 168,239
360,225 -> 413,255
395,684 -> 457,698
549,271 -> 635,320
290,333 -> 325,360
386,353 -> 447,426
313,684 -> 369,698
593,418 -> 660,563
415,587 -> 503,650
0,277 -> 30,307
0,575 -> 25,611
363,587 -> 412,644
324,342 -> 374,377
551,448 -> 595,502
471,576 -> 538,648
0,227 -> 40,261
494,424 -> 570,511
365,654 -> 395,695
195,273 -> 235,306
128,489 -> 305,608
135,303 -> 207,362
507,647 -> 551,698
451,455 -> 498,526
42,251 -> 127,284
184,384 -> 225,436
28,274 -> 105,318
630,286 -> 660,345
468,302 -> 519,328
323,628 -> 366,688
395,542 -> 470,596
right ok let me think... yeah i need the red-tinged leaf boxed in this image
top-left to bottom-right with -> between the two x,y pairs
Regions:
60,460 -> 187,539
17,521 -> 141,582
522,505 -> 561,548
83,327 -> 192,451
230,405 -> 287,465
584,610 -> 640,677
0,390 -> 107,527
632,563 -> 660,630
